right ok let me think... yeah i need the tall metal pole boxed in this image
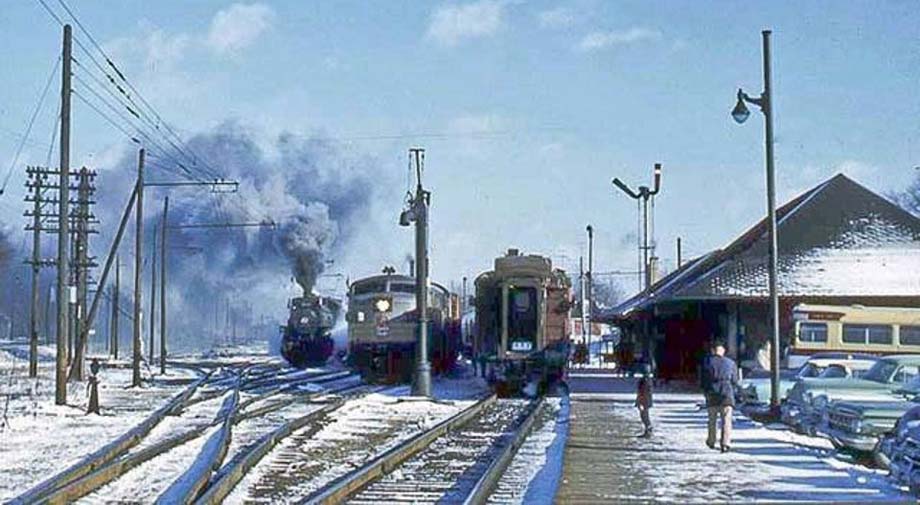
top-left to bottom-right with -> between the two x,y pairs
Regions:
579,256 -> 587,343
55,25 -> 72,405
112,257 -> 119,360
29,172 -> 42,377
762,30 -> 781,409
677,237 -> 682,269
149,222 -> 157,367
160,197 -> 168,374
132,149 -> 144,387
586,225 -> 594,356
409,148 -> 431,398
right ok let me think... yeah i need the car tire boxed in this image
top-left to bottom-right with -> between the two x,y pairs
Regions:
873,441 -> 891,470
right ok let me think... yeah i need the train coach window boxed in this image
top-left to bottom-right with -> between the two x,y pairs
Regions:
843,324 -> 893,345
900,326 -> 920,346
390,283 -> 415,293
352,281 -> 387,296
798,322 -> 828,343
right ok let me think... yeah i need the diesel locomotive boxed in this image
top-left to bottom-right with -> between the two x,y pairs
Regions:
280,293 -> 341,368
346,271 -> 460,383
474,249 -> 573,395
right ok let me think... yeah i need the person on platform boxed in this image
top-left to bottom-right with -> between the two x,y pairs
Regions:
701,339 -> 738,452
635,361 -> 654,437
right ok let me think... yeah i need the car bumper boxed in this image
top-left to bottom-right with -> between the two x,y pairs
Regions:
782,404 -> 821,434
820,426 -> 880,452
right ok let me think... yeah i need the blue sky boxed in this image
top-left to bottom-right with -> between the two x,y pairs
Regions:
1,0 -> 918,297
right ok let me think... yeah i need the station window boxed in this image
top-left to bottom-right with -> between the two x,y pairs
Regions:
900,326 -> 920,346
798,322 -> 828,343
843,324 -> 893,345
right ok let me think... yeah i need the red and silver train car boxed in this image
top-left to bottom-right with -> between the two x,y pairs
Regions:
475,249 -> 573,395
346,272 -> 460,383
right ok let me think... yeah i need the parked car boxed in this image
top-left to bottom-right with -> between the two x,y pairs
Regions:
782,355 -> 920,435
879,405 -> 920,477
819,383 -> 920,454
738,353 -> 876,405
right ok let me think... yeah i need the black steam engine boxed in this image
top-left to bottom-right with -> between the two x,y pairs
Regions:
281,294 -> 341,368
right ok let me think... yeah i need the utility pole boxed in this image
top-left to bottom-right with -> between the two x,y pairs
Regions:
149,222 -> 157,367
55,24 -> 72,405
586,225 -> 594,357
70,167 -> 97,382
579,256 -> 587,345
160,197 -> 168,374
400,148 -> 431,398
677,237 -> 683,269
111,257 -> 119,359
132,149 -> 144,387
26,169 -> 45,377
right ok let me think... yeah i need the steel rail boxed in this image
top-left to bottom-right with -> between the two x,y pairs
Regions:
8,372 -> 212,505
300,394 -> 499,505
194,382 -> 373,505
40,376 -> 362,503
462,396 -> 546,505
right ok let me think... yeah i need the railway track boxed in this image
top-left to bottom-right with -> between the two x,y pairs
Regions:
9,360 -> 361,505
307,395 -> 546,505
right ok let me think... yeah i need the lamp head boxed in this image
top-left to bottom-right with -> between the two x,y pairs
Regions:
399,208 -> 415,226
732,89 -> 750,124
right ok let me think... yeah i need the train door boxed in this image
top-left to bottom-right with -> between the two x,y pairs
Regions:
507,287 -> 538,353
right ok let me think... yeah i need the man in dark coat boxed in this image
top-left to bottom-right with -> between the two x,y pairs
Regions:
701,340 -> 738,452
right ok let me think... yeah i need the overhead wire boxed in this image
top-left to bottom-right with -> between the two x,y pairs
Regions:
1,55 -> 61,195
55,0 -> 224,181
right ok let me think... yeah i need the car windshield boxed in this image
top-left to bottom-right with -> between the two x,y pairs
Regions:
862,360 -> 898,383
818,364 -> 848,379
796,363 -> 822,378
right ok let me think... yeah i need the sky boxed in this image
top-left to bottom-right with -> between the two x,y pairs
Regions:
1,0 -> 918,300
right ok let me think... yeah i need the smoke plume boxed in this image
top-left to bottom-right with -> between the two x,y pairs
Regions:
92,121 -> 377,349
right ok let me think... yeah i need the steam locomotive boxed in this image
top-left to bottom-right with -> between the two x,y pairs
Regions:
345,272 -> 460,383
474,249 -> 573,395
280,294 -> 341,368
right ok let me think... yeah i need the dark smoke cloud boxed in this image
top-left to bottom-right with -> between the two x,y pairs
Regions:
92,121 -> 377,349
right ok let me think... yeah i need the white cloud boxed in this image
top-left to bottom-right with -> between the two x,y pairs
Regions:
576,27 -> 662,52
426,0 -> 506,47
207,3 -> 276,55
537,7 -> 575,29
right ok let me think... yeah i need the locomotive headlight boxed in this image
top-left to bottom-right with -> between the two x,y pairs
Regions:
374,299 -> 391,312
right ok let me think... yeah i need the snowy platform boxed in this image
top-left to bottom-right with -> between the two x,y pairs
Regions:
556,376 -> 911,503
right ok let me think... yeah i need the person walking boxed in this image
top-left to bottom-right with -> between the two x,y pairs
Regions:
702,339 -> 738,452
635,361 -> 654,437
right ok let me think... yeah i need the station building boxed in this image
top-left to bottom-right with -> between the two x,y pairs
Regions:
598,174 -> 920,380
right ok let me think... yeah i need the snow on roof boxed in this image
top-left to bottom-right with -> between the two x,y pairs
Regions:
600,174 -> 920,320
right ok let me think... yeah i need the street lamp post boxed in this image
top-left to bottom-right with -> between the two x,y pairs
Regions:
400,148 -> 432,398
732,29 -> 781,411
585,225 -> 594,361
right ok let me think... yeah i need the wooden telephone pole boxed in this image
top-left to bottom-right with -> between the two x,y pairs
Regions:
55,24 -> 72,405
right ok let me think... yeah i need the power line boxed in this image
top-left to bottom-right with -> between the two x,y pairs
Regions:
1,55 -> 61,196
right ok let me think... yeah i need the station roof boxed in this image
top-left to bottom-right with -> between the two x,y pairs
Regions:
601,173 -> 920,321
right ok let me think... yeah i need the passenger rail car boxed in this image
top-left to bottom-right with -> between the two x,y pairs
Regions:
475,249 -> 573,395
346,272 -> 460,383
281,294 -> 341,368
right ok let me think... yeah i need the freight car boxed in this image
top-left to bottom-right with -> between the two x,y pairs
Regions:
346,271 -> 460,383
474,249 -> 573,395
280,294 -> 341,368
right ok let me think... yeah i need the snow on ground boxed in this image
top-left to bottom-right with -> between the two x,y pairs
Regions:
226,387 -> 478,502
0,343 -> 197,501
488,397 -> 566,504
557,376 -> 912,503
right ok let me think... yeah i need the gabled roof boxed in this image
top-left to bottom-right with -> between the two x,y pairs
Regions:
600,174 -> 920,321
